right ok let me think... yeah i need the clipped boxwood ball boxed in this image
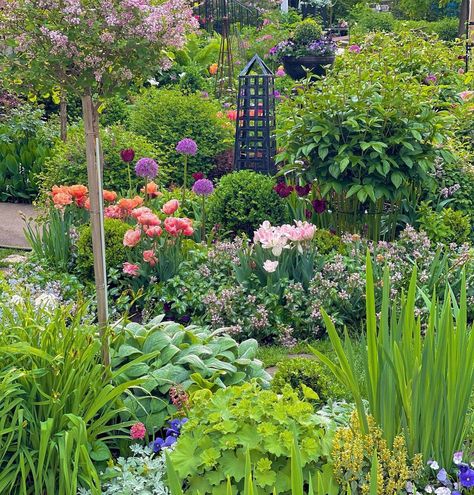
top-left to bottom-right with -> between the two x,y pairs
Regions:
208,170 -> 287,236
76,218 -> 129,279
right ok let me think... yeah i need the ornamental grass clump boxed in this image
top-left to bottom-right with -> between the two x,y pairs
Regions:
312,252 -> 474,466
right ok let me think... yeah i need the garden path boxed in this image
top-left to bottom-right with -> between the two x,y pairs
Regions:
0,202 -> 37,249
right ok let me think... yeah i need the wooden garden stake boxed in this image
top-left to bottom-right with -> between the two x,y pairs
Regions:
82,93 -> 110,368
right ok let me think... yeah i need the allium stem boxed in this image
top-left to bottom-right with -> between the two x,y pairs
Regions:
182,156 -> 188,209
201,195 -> 206,241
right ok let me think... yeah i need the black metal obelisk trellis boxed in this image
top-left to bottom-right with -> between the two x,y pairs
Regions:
234,55 -> 276,175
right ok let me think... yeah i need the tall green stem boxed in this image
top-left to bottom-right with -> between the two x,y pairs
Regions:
182,156 -> 188,209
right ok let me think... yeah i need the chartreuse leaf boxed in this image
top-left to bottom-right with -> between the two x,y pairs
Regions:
166,452 -> 184,495
290,435 -> 303,495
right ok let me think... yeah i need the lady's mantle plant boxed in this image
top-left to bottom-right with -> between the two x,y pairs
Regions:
170,382 -> 336,494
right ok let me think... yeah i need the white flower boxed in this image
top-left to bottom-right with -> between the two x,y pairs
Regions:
34,293 -> 58,310
425,486 -> 434,493
428,461 -> 439,470
263,260 -> 279,273
10,295 -> 24,305
453,451 -> 463,465
434,488 -> 451,495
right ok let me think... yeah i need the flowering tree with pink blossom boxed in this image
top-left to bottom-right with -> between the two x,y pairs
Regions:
0,0 -> 198,364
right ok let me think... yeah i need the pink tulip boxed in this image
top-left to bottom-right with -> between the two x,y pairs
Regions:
123,262 -> 140,277
123,229 -> 141,247
162,199 -> 179,215
143,249 -> 157,266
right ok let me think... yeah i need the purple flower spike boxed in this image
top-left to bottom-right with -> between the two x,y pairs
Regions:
176,138 -> 198,156
192,178 -> 214,196
135,157 -> 158,178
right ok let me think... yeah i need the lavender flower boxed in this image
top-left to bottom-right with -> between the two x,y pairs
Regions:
176,138 -> 198,156
135,157 -> 158,178
192,178 -> 214,196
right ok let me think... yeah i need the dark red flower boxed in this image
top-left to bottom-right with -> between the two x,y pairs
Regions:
312,199 -> 327,214
120,148 -> 135,163
273,182 -> 294,198
295,184 -> 311,197
305,209 -> 312,219
192,172 -> 205,181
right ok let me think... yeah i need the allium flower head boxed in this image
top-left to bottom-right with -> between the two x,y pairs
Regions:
192,178 -> 214,196
135,157 -> 158,178
120,148 -> 135,163
176,138 -> 198,156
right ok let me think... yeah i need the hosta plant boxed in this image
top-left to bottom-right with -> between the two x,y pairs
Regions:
111,316 -> 271,431
169,382 -> 338,494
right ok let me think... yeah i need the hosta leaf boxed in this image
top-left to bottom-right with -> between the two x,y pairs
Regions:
118,344 -> 142,358
176,354 -> 207,370
143,331 -> 172,354
237,340 -> 258,359
89,440 -> 111,462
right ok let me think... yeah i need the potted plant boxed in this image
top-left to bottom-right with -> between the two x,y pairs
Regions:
269,19 -> 336,80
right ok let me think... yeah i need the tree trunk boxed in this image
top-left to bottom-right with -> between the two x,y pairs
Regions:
59,94 -> 67,142
81,93 -> 110,368
459,0 -> 469,36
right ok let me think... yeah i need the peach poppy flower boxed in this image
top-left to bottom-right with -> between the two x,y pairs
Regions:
141,181 -> 162,198
103,190 -> 117,202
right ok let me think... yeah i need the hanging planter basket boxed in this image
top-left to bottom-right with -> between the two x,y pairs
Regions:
283,54 -> 335,80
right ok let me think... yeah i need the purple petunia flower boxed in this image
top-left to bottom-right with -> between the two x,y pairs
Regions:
135,157 -> 158,178
192,178 -> 214,196
437,468 -> 448,483
459,465 -> 474,487
176,138 -> 198,156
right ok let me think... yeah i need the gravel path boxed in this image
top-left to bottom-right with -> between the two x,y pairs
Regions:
0,202 -> 37,249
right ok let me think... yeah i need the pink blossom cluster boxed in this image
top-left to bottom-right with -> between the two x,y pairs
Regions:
2,0 -> 198,90
253,220 -> 316,256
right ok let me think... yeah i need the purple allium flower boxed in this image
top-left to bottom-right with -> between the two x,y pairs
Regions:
425,73 -> 438,85
120,148 -> 135,163
192,178 -> 214,196
348,44 -> 361,53
460,465 -> 474,487
135,157 -> 158,178
176,138 -> 198,156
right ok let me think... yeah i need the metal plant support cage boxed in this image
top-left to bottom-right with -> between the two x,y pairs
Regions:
234,54 -> 276,175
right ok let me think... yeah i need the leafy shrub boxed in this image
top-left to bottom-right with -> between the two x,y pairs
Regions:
278,39 -> 456,238
170,382 -> 336,494
111,316 -> 271,430
350,5 -> 394,32
332,413 -> 424,494
76,218 -> 130,278
417,202 -> 471,244
99,94 -> 131,127
312,229 -> 345,255
393,18 -> 459,41
0,103 -> 55,201
272,357 -> 347,404
39,124 -> 164,195
129,88 -> 233,183
208,170 -> 287,236
293,18 -> 323,44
